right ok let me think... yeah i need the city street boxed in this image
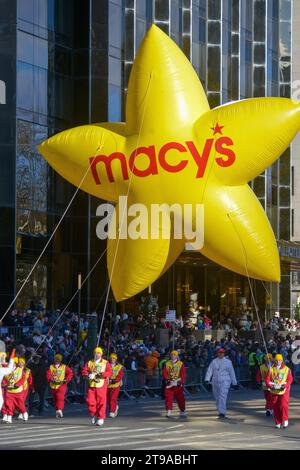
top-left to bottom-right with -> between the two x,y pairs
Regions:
1,387 -> 300,450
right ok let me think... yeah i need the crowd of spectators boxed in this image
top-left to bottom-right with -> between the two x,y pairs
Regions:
1,305 -> 300,384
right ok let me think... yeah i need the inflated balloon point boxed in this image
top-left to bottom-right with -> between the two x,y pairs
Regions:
38,25 -> 300,301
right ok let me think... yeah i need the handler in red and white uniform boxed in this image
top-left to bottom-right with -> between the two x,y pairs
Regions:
265,354 -> 293,429
107,353 -> 124,418
46,354 -> 73,418
256,353 -> 274,416
3,357 -> 27,424
0,349 -> 16,417
17,357 -> 33,420
162,350 -> 186,418
82,347 -> 112,426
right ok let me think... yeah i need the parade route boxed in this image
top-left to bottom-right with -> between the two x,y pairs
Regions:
1,387 -> 300,450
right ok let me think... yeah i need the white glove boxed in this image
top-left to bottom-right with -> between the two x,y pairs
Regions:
89,374 -> 95,380
168,380 -> 179,387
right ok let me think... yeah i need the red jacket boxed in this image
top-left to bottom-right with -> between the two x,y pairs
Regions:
82,359 -> 112,384
162,360 -> 185,385
265,364 -> 293,393
46,365 -> 73,385
25,369 -> 34,391
6,370 -> 26,393
111,365 -> 124,383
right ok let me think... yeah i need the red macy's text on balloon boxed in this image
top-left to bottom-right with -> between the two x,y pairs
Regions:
89,137 -> 236,185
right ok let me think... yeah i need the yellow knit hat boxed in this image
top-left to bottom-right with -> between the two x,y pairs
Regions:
18,358 -> 26,366
266,353 -> 273,360
110,353 -> 117,360
54,354 -> 62,362
170,350 -> 178,357
275,354 -> 283,361
13,357 -> 19,364
94,347 -> 103,355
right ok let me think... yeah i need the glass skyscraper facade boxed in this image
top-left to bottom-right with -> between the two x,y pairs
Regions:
0,0 -> 297,319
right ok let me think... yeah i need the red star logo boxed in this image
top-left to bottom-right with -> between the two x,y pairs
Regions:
211,123 -> 224,136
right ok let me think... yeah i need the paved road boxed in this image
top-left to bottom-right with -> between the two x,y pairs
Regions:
1,387 -> 300,450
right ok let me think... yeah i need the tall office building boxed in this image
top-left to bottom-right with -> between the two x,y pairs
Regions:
0,0 -> 298,318
291,0 -> 300,315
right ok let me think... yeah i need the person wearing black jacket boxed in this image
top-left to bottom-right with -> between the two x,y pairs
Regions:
28,355 -> 48,416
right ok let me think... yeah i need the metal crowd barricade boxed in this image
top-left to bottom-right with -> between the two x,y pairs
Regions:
292,364 -> 300,383
236,363 -> 252,385
184,367 -> 208,393
0,326 -> 34,341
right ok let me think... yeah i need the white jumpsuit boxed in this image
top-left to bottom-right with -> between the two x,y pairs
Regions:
205,357 -> 237,415
0,359 -> 14,412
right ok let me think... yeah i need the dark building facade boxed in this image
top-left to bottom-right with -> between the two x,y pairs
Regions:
0,0 -> 297,319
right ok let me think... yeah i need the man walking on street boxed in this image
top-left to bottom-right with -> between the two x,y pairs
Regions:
46,354 -> 73,418
28,355 -> 48,416
107,353 -> 124,418
162,350 -> 186,418
82,347 -> 112,426
205,348 -> 238,418
256,353 -> 274,416
265,353 -> 293,429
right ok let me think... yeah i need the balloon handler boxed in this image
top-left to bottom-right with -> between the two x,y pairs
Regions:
107,353 -> 124,418
17,357 -> 33,420
162,351 -> 186,418
82,347 -> 112,426
0,349 -> 16,415
46,354 -> 73,418
2,356 -> 27,424
265,354 -> 293,429
256,353 -> 274,416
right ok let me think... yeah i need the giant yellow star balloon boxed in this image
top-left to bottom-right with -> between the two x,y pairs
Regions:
39,25 -> 300,301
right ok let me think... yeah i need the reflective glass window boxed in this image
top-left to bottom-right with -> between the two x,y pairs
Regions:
208,0 -> 221,20
208,21 -> 220,44
280,63 -> 290,83
33,67 -> 47,115
109,56 -> 121,87
254,44 -> 265,64
254,0 -> 266,41
136,18 -> 146,49
279,208 -> 290,239
280,0 -> 291,21
17,62 -> 34,111
109,3 -> 122,49
280,149 -> 290,185
155,0 -> 169,21
208,46 -> 220,91
253,176 -> 265,198
33,0 -> 47,28
279,21 -> 291,59
17,31 -> 34,64
125,9 -> 134,61
17,0 -> 34,23
232,34 -> 239,55
108,84 -> 121,122
208,93 -> 220,108
232,0 -> 239,32
199,17 -> 206,43
183,10 -> 191,34
280,187 -> 290,208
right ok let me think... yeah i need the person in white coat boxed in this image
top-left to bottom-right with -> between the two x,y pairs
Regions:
205,348 -> 238,418
0,349 -> 16,413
